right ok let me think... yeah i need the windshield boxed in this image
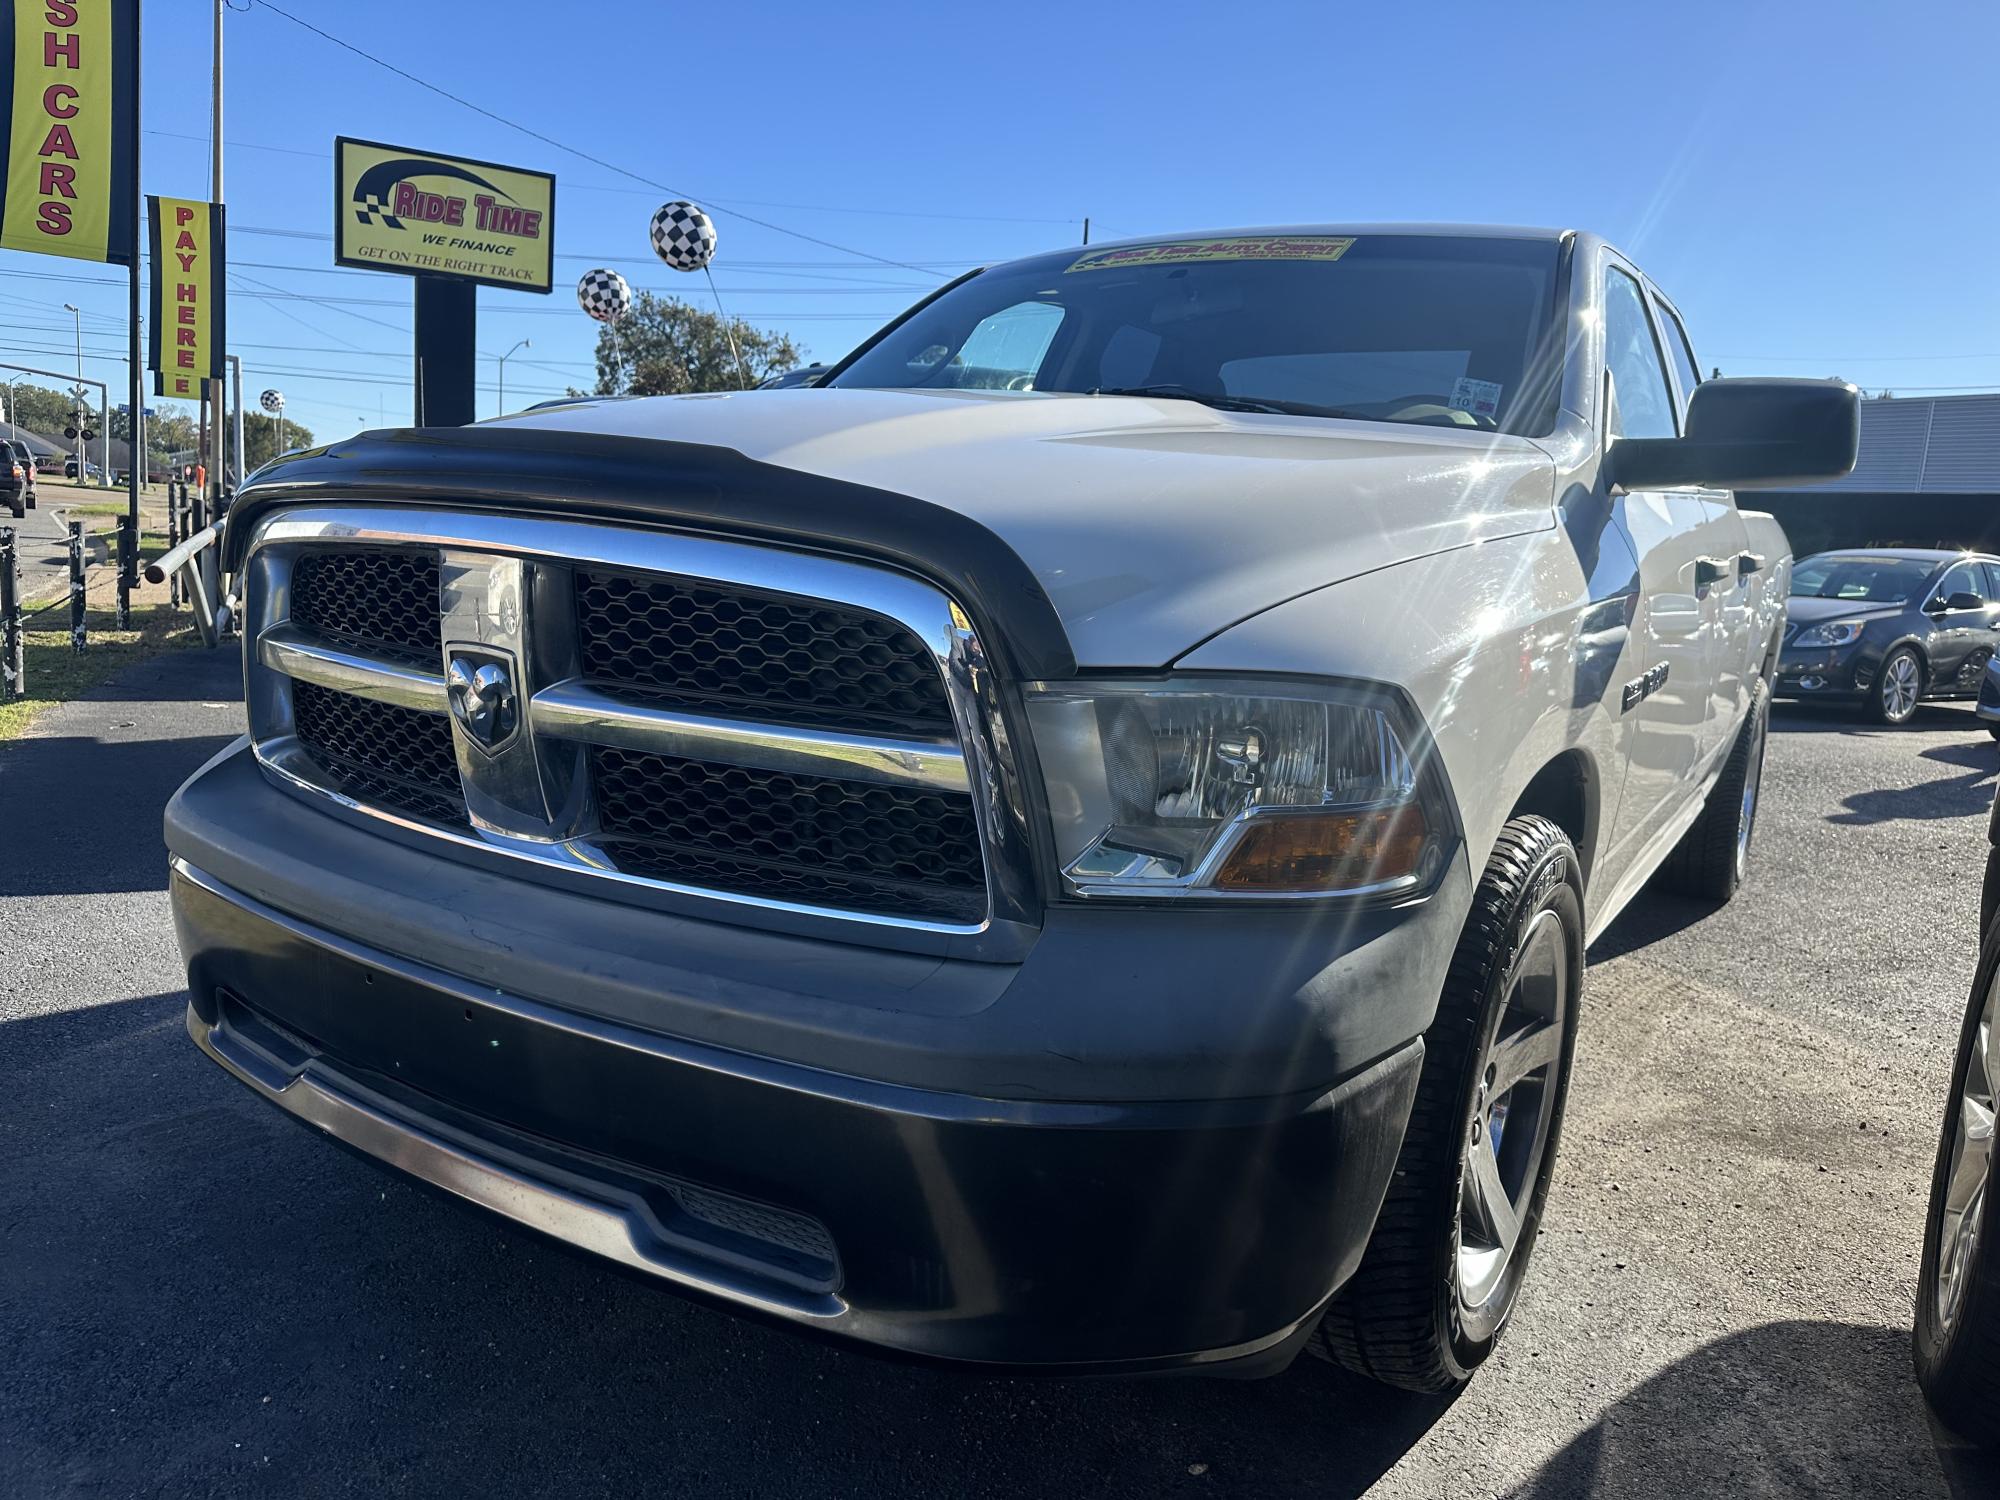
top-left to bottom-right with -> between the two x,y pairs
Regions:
1789,555 -> 1937,604
828,234 -> 1565,435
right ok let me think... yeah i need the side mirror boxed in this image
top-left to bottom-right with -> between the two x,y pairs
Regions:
1937,591 -> 1986,615
1606,378 -> 1859,492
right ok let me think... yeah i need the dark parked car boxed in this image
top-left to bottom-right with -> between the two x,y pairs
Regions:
1915,799 -> 2000,1442
754,362 -> 829,390
7,440 -> 38,513
1776,549 -> 2000,725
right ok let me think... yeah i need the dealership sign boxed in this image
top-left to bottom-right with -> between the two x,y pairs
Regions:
146,195 -> 224,399
0,0 -> 139,265
334,136 -> 554,293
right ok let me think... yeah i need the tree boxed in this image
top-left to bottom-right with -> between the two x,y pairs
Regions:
0,381 -> 85,435
593,293 -> 804,396
242,410 -> 313,472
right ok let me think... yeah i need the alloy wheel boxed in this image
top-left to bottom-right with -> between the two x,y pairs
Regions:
1883,654 -> 1921,721
1936,970 -> 1997,1332
1457,908 -> 1569,1341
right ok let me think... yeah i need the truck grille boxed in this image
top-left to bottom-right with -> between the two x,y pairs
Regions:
592,746 -> 984,922
246,509 -> 1000,934
291,549 -> 441,664
575,570 -> 954,733
290,681 -> 466,826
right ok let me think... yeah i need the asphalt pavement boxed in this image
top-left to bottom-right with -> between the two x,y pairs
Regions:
3,655 -> 1998,1499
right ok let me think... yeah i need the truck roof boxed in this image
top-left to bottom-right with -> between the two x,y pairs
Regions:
1066,223 -> 1574,254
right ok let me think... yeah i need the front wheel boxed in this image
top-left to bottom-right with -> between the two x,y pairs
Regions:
1313,815 -> 1583,1392
1870,647 -> 1925,725
1914,926 -> 2000,1443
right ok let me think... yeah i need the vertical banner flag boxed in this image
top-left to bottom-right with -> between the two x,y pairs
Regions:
0,0 -> 139,264
146,196 -> 224,399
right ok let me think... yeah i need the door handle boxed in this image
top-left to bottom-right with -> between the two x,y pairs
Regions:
1694,557 -> 1731,587
1738,552 -> 1764,577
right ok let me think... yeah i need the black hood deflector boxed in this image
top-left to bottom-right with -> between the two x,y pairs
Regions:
226,425 -> 1076,680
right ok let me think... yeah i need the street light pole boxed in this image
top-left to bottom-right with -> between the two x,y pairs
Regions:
62,303 -> 84,478
497,338 -> 529,418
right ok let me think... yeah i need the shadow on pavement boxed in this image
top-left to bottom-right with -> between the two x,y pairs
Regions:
1827,738 -> 1996,827
0,647 -> 240,897
1586,889 -> 1718,962
1515,1319 -> 1994,1500
0,991 -> 1453,1500
1770,702 -> 1977,736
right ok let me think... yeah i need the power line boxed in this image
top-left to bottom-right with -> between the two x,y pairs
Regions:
246,0 -> 946,276
145,126 -> 1079,227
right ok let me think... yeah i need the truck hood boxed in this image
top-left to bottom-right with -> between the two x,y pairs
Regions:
503,389 -> 1558,667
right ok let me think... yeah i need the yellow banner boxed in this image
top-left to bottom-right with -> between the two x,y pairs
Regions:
1068,236 -> 1356,273
0,0 -> 135,263
148,196 -> 225,398
335,136 -> 554,293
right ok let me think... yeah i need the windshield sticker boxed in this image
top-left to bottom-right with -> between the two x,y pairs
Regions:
1449,376 -> 1504,420
1066,236 -> 1356,273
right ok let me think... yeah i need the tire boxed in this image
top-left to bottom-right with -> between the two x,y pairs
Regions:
1312,815 -> 1584,1392
1914,924 -> 2000,1444
6,495 -> 21,520
1869,646 -> 1925,725
1659,681 -> 1769,903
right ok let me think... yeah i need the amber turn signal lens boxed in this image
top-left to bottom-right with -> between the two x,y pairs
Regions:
1213,804 -> 1430,893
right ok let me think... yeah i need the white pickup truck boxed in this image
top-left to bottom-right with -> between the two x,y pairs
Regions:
168,225 -> 1856,1393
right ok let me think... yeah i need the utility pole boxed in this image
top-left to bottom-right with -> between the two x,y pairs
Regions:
497,338 -> 529,418
62,303 -> 84,477
1082,217 -> 1090,246
209,0 -> 224,502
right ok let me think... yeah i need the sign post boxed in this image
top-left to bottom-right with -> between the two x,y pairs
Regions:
333,136 -> 554,426
0,0 -> 142,618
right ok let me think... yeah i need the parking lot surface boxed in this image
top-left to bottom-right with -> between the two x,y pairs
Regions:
3,655 -> 1997,1499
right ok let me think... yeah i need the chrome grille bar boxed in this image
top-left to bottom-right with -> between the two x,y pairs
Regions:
259,628 -> 448,712
530,680 -> 969,794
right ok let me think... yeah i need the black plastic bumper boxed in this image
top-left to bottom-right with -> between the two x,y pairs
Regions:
173,860 -> 1423,1373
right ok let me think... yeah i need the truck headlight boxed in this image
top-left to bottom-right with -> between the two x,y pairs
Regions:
1022,676 -> 1449,898
1791,619 -> 1865,648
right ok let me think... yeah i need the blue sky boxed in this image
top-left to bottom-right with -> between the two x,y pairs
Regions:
4,0 -> 1997,447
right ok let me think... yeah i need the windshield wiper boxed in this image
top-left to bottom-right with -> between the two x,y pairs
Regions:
1087,384 -> 1296,416
1087,384 -> 1401,422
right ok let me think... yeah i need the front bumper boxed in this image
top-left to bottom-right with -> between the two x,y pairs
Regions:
167,743 -> 1450,1373
1774,642 -> 1869,698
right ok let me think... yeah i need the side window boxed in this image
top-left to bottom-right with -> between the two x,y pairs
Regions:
1603,269 -> 1678,440
1654,298 -> 1703,415
1982,562 -> 2000,599
1938,563 -> 1985,605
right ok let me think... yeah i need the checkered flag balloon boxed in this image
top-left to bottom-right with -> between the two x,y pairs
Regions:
576,267 -> 632,323
259,389 -> 285,413
650,200 -> 717,272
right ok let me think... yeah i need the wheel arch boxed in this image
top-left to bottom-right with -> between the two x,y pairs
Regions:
1502,749 -> 1600,893
1876,634 -> 1932,692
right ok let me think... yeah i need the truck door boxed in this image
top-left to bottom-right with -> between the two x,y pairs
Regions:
1651,291 -> 1753,765
1599,265 -> 1713,865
